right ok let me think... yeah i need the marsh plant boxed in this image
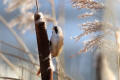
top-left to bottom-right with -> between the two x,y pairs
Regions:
0,0 -> 119,80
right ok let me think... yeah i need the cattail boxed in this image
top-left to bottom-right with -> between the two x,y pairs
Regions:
34,12 -> 53,80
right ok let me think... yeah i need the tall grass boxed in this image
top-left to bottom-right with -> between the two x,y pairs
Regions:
71,0 -> 119,80
0,0 -> 69,80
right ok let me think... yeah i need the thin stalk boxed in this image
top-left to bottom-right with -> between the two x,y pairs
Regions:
0,15 -> 36,69
0,51 -> 39,66
48,0 -> 57,25
0,52 -> 16,70
48,0 -> 62,80
18,65 -> 40,77
0,77 -> 21,80
115,31 -> 120,80
35,0 -> 39,13
0,40 -> 37,58
118,56 -> 120,80
0,52 -> 20,76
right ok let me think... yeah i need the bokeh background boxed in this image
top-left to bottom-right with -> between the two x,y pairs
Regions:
0,0 -> 119,80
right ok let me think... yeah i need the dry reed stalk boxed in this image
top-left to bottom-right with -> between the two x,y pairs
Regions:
0,41 -> 20,77
5,0 -> 26,12
56,58 -> 61,80
49,0 -> 64,79
0,40 -> 37,58
0,51 -> 39,66
96,53 -> 116,80
57,0 -> 65,26
0,77 -> 21,80
115,31 -> 120,80
56,57 -> 72,80
48,0 -> 57,25
5,0 -> 35,13
18,65 -> 40,77
0,15 -> 37,69
0,52 -> 16,70
0,52 -> 20,76
115,31 -> 120,52
118,56 -> 120,80
48,0 -> 62,80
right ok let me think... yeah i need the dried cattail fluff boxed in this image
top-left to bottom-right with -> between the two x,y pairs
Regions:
34,12 -> 47,30
35,12 -> 46,23
37,54 -> 55,76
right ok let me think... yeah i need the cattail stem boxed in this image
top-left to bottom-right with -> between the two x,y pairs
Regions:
35,0 -> 39,13
34,13 -> 53,80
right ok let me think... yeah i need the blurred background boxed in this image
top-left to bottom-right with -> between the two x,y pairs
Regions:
0,0 -> 119,80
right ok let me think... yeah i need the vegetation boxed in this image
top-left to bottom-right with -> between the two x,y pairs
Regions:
0,0 -> 119,80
